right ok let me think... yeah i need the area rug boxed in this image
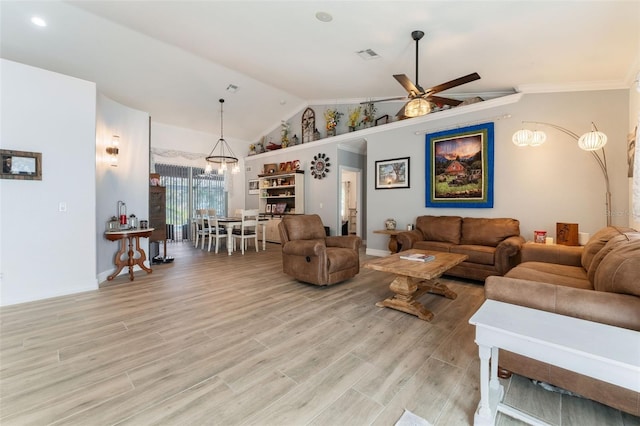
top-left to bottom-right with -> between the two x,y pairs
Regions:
394,409 -> 433,426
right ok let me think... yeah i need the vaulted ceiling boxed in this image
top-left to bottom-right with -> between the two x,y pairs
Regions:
2,1 -> 638,142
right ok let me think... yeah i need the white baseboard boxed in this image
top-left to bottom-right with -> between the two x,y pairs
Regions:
366,248 -> 389,257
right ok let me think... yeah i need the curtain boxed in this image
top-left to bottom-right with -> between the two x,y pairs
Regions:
155,163 -> 227,241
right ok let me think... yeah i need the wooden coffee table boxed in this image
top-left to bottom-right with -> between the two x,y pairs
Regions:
364,249 -> 468,321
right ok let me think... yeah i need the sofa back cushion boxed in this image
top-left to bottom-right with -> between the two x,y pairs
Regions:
587,232 -> 640,284
281,214 -> 326,241
594,238 -> 640,296
416,216 -> 462,244
460,218 -> 520,247
581,226 -> 636,271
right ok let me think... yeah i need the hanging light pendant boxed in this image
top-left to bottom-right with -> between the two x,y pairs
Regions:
206,98 -> 239,174
578,123 -> 608,151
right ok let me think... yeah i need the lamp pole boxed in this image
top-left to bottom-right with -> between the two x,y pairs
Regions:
522,121 -> 611,227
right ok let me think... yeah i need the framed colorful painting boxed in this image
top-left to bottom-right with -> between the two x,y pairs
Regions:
425,122 -> 494,208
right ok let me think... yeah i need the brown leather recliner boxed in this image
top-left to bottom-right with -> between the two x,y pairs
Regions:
278,214 -> 362,285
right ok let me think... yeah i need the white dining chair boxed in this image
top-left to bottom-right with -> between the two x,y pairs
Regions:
193,208 -> 207,247
205,210 -> 228,253
232,209 -> 259,255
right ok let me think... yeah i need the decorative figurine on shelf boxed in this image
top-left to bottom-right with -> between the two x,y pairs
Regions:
281,120 -> 290,147
313,128 -> 321,141
385,218 -> 397,230
291,134 -> 299,145
347,106 -> 362,132
362,102 -> 377,128
248,143 -> 257,156
324,108 -> 343,138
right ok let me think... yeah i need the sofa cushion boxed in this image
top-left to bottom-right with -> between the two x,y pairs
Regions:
413,240 -> 455,252
416,215 -> 462,244
460,218 -> 520,247
581,226 -> 635,272
450,245 -> 495,266
594,239 -> 640,297
505,261 -> 592,290
283,214 -> 326,241
587,232 -> 640,284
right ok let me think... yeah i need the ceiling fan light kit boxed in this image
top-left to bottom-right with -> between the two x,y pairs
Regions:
404,98 -> 431,117
365,30 -> 481,118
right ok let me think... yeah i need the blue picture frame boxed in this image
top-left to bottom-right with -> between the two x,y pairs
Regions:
425,122 -> 494,208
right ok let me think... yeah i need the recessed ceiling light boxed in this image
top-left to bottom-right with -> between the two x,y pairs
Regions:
315,11 -> 333,22
31,16 -> 47,27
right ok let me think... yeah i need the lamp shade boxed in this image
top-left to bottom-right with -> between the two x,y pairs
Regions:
578,130 -> 607,151
528,130 -> 546,147
512,129 -> 532,147
404,98 -> 431,117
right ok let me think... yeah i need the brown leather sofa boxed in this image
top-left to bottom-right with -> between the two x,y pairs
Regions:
278,214 -> 362,285
485,226 -> 640,416
396,216 -> 524,281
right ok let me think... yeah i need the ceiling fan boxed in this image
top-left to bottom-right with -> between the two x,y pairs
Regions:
365,30 -> 481,118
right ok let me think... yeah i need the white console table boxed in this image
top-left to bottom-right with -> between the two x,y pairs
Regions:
469,300 -> 640,426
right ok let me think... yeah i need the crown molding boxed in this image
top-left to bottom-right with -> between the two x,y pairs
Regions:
516,80 -> 630,94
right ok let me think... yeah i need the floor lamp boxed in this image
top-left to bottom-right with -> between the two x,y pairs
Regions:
512,121 -> 611,227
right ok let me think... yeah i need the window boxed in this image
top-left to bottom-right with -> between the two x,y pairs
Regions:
155,163 -> 227,241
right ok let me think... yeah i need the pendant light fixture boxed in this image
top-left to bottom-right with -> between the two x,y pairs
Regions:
206,98 -> 239,174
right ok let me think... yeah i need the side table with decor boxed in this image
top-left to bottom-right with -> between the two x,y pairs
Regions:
373,229 -> 404,253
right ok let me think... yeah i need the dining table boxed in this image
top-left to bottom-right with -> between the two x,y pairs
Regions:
193,216 -> 268,255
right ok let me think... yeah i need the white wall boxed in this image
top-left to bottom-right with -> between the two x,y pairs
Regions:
629,75 -> 640,230
0,59 -> 97,305
150,121 -> 245,214
96,94 -> 150,282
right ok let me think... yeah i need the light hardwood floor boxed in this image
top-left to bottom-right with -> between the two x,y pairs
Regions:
1,242 -> 638,426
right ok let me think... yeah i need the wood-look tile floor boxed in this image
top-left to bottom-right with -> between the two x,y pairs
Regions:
1,242 -> 638,425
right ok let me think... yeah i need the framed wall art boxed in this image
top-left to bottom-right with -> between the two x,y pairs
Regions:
1,149 -> 42,180
425,122 -> 494,208
248,179 -> 259,195
375,157 -> 410,189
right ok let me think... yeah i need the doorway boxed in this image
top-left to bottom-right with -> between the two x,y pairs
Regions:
339,167 -> 362,237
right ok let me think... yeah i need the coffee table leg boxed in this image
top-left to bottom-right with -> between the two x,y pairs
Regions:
376,275 -> 434,321
418,278 -> 457,300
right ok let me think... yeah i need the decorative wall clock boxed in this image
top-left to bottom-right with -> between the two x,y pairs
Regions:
301,108 -> 315,144
310,153 -> 330,179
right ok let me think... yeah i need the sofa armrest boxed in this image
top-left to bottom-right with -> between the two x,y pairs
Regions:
326,235 -> 361,250
494,235 -> 525,274
521,243 -> 583,266
485,276 -> 640,332
396,230 -> 423,251
282,239 -> 325,257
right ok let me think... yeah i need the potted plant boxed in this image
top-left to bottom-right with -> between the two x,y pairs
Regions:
323,108 -> 343,137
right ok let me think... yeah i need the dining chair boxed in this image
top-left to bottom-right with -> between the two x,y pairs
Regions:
232,209 -> 259,255
205,210 -> 228,253
193,208 -> 207,247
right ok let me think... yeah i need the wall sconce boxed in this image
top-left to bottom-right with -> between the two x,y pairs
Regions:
106,135 -> 120,167
512,121 -> 611,226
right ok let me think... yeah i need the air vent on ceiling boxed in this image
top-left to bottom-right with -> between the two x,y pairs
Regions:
356,49 -> 380,60
226,84 -> 239,93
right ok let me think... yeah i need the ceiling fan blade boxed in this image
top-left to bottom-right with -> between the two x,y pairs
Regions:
393,74 -> 422,96
426,95 -> 462,106
395,103 -> 408,118
426,72 -> 481,95
360,96 -> 406,104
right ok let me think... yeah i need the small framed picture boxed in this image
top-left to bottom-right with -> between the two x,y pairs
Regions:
1,149 -> 42,180
271,204 -> 278,213
248,179 -> 259,195
375,157 -> 410,189
266,204 -> 272,213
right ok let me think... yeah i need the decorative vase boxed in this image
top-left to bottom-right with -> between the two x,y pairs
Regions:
327,128 -> 336,137
348,126 -> 356,132
385,218 -> 396,230
313,128 -> 321,141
